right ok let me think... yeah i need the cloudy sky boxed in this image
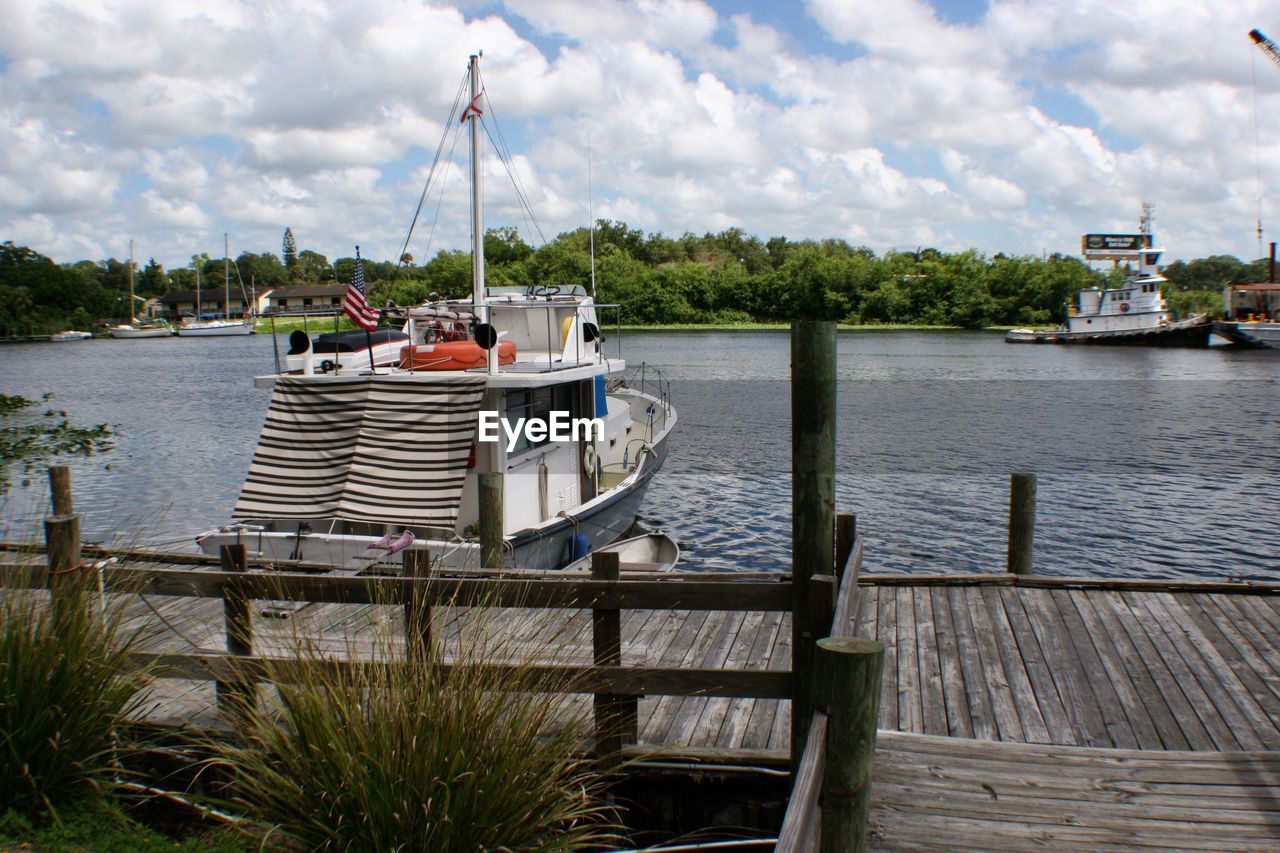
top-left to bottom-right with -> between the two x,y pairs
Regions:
2,0 -> 1279,270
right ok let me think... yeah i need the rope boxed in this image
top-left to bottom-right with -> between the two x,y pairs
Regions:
397,70 -> 470,269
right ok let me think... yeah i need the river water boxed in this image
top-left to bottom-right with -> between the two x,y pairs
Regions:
2,330 -> 1277,580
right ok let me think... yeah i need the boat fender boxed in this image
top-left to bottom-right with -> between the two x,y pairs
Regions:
1121,303 -> 1130,313
572,533 -> 590,562
582,443 -> 597,475
561,315 -> 574,347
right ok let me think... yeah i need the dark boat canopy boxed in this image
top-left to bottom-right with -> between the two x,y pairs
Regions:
313,328 -> 409,353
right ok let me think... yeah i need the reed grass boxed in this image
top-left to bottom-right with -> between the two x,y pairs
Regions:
0,569 -> 150,817
208,589 -> 621,851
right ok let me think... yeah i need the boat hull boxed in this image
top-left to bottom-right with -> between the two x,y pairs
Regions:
110,325 -> 172,338
1210,321 -> 1280,349
1005,316 -> 1212,347
178,321 -> 254,337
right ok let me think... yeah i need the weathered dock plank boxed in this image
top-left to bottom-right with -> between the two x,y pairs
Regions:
54,555 -> 1277,756
868,732 -> 1280,851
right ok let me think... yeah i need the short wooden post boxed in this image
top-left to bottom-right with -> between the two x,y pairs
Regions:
49,466 -> 74,516
810,575 -> 836,639
591,550 -> 634,758
403,548 -> 432,657
792,319 -> 837,766
834,513 -> 857,580
44,468 -> 82,618
216,544 -> 256,722
815,636 -> 885,853
478,472 -> 504,569
1007,472 -> 1036,576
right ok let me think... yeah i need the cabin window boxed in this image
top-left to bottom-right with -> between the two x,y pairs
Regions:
279,299 -> 289,308
504,384 -> 576,455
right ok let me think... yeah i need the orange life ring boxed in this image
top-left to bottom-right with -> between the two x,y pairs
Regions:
400,339 -> 517,370
1120,303 -> 1130,313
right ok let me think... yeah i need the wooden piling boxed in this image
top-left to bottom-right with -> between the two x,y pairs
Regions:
49,466 -> 74,516
479,472 -> 504,569
44,467 -> 81,616
592,550 -> 635,758
815,636 -> 885,853
216,544 -> 256,722
1007,472 -> 1036,576
403,548 -> 432,656
792,319 -> 837,766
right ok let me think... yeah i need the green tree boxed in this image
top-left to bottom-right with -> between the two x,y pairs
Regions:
138,258 -> 167,296
282,227 -> 298,270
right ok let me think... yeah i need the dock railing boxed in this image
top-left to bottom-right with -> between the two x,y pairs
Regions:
4,474 -> 878,757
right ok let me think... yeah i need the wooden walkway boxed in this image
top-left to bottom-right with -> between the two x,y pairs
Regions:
119,569 -> 1280,755
868,731 -> 1280,850
10,544 -> 1280,847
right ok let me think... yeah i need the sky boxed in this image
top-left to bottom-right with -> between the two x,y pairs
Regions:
2,0 -> 1279,270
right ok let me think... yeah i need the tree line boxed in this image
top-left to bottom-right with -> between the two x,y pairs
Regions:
1,224 -> 1270,335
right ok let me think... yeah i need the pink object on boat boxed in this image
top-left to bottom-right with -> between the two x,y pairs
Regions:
386,531 -> 415,555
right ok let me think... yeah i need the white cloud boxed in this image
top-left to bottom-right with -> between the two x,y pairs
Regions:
0,0 -> 1278,268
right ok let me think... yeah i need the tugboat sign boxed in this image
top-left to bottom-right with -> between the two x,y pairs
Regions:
1082,233 -> 1151,260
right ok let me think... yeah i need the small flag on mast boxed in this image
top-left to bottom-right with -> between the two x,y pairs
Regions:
460,92 -> 484,123
342,246 -> 379,332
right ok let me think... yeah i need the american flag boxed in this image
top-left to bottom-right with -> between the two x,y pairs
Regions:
342,247 -> 379,331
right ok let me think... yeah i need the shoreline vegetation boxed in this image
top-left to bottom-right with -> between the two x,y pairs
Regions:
3,222 -> 1259,336
256,316 -> 1036,335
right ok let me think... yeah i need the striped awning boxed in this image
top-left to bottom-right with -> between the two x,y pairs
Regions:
232,374 -> 486,526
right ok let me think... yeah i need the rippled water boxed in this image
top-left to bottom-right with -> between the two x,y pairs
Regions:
2,330 -> 1277,580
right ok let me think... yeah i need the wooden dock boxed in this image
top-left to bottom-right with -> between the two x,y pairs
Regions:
123,570 -> 1280,754
5,542 -> 1280,848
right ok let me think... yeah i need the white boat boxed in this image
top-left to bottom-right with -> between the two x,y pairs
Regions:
110,324 -> 171,338
51,330 -> 92,341
110,240 -> 173,338
178,235 -> 255,337
1007,219 -> 1211,347
278,326 -> 411,373
197,54 -> 676,571
563,532 -> 681,572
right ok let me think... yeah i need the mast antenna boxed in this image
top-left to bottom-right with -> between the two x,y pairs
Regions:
588,128 -> 596,298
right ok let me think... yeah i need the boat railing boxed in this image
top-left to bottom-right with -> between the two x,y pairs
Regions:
626,363 -> 672,438
265,301 -> 627,376
265,309 -> 346,375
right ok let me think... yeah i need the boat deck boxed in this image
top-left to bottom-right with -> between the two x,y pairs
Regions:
125,572 -> 1280,754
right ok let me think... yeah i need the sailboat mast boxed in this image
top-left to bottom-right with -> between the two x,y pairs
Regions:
128,239 -> 135,323
224,233 -> 231,322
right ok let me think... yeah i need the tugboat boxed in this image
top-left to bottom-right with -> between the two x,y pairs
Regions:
1007,207 -> 1211,347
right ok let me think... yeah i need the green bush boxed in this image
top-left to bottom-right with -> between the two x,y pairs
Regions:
209,606 -> 619,851
0,572 -> 149,816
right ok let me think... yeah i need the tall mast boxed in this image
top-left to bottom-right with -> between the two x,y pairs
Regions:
224,233 -> 231,322
466,52 -> 495,374
468,53 -> 484,309
128,239 -> 135,323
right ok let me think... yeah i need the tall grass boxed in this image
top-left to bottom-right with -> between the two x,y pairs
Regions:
0,570 -> 149,816
210,597 -> 620,851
